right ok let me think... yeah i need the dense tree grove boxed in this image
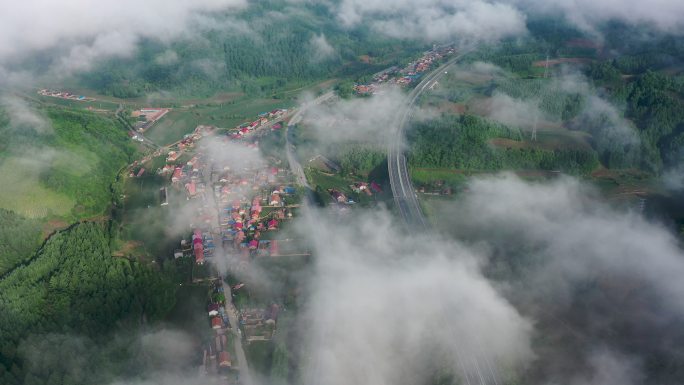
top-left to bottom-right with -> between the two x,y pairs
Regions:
79,3 -> 425,98
39,109 -> 135,217
0,222 -> 177,385
335,144 -> 386,176
1,107 -> 135,220
408,114 -> 598,175
0,210 -> 41,275
494,78 -> 585,121
468,23 -> 684,175
587,64 -> 684,171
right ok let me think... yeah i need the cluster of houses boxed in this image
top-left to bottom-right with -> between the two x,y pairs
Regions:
396,45 -> 456,85
228,109 -> 288,139
192,229 -> 215,265
239,304 -> 280,342
215,162 -> 297,265
328,181 -> 382,206
349,181 -> 382,196
161,153 -> 208,200
202,281 -> 235,377
37,89 -> 95,102
179,125 -> 215,151
353,46 -> 457,94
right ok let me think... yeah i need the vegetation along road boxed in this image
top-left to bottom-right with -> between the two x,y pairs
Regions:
286,91 -> 336,189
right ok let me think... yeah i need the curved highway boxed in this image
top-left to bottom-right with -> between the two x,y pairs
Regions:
286,91 -> 335,189
388,53 -> 465,229
388,50 -> 502,385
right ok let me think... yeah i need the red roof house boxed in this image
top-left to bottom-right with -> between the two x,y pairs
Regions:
211,316 -> 223,329
219,351 -> 232,367
172,167 -> 182,182
194,243 -> 204,264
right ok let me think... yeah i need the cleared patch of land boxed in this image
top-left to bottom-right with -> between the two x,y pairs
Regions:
145,98 -> 295,146
0,157 -> 74,218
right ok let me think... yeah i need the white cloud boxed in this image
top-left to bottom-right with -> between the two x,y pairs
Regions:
436,174 -> 684,381
298,208 -> 534,385
0,0 -> 246,77
300,86 -> 430,149
1,95 -> 52,134
154,50 -> 179,66
517,0 -> 684,36
487,91 -> 543,129
336,0 -> 528,42
334,0 -> 684,42
309,34 -> 336,63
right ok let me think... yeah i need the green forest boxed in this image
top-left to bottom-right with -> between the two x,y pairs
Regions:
586,65 -> 684,172
408,114 -> 599,175
40,109 -> 136,217
335,144 -> 386,176
0,107 -> 135,220
0,222 -> 177,385
454,21 -> 684,177
79,2 -> 426,98
0,106 -> 137,275
0,210 -> 42,275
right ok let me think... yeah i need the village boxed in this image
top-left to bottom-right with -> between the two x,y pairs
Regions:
353,45 -> 457,95
125,105 -> 308,384
118,44 -> 461,384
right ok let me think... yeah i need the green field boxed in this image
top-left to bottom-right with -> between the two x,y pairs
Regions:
33,94 -> 120,111
411,168 -> 468,189
0,157 -> 75,218
305,168 -> 377,206
145,98 -> 295,145
143,109 -> 199,145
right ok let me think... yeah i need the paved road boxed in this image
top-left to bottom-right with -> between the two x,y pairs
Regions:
221,280 -> 251,385
115,104 -> 160,150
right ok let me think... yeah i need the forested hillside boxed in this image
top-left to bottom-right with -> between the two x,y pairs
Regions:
0,222 -> 177,385
408,114 -> 598,175
79,2 -> 425,98
586,65 -> 684,172
0,106 -> 135,275
0,210 -> 42,275
41,109 -> 135,216
426,21 -> 684,180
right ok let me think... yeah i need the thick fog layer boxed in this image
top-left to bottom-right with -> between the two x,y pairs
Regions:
336,0 -> 528,41
296,208 -> 533,385
0,0 -> 245,79
435,174 -> 684,383
333,0 -> 684,40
